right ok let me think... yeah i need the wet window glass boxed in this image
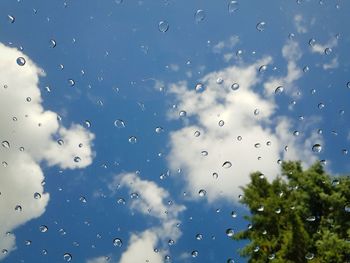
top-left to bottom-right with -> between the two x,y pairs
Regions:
0,0 -> 349,262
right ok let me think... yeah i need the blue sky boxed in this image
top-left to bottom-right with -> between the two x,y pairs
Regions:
0,0 -> 350,262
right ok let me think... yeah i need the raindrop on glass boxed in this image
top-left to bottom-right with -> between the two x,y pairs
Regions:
114,119 -> 125,128
128,136 -> 137,144
191,251 -> 199,258
218,120 -> 225,127
179,110 -> 187,117
74,156 -> 81,163
275,86 -> 284,94
39,225 -> 48,233
222,161 -> 232,168
158,21 -> 169,32
256,21 -> 266,31
63,253 -> 72,262
34,192 -> 41,199
231,83 -> 240,91
7,15 -> 15,23
195,9 -> 206,23
198,189 -> 206,197
113,238 -> 123,247
312,144 -> 322,153
68,79 -> 75,87
226,228 -> 234,237
16,57 -> 26,66
228,1 -> 239,13
1,141 -> 10,149
49,39 -> 57,48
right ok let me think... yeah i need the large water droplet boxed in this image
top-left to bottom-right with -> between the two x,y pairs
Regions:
39,225 -> 48,233
305,253 -> 314,260
179,110 -> 187,117
231,83 -> 240,91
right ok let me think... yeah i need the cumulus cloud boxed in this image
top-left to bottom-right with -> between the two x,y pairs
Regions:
294,14 -> 307,34
212,35 -> 239,54
0,43 -> 94,259
86,256 -> 111,263
323,57 -> 339,70
166,41 -> 321,203
311,37 -> 338,54
100,172 -> 185,263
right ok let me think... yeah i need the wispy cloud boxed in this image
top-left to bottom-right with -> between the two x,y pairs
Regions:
311,37 -> 338,54
212,35 -> 239,54
294,14 -> 307,34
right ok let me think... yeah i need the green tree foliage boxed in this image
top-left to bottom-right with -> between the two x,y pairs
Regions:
234,161 -> 350,263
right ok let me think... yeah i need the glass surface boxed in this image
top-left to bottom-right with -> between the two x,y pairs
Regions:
0,0 -> 349,262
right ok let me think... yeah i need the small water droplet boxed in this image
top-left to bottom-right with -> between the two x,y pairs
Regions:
306,215 -> 316,222
344,204 -> 350,212
74,156 -> 81,163
15,205 -> 22,212
128,136 -> 137,144
201,150 -> 208,156
155,127 -> 164,133
49,39 -> 57,48
68,79 -> 75,87
113,238 -> 123,247
231,83 -> 240,91
179,110 -> 187,117
324,48 -> 332,55
309,38 -> 316,47
237,136 -> 242,141
212,172 -> 218,179
228,1 -> 239,13
25,240 -> 32,246
34,192 -> 41,199
194,130 -> 201,137
195,9 -> 206,23
191,250 -> 199,258
2,141 -> 10,149
226,228 -> 234,237
318,102 -> 325,109
256,21 -> 266,31
63,253 -> 72,262
196,233 -> 203,240
218,120 -> 225,127
222,161 -> 232,168
7,15 -> 15,23
16,57 -> 26,66
39,225 -> 48,233
195,83 -> 204,92
305,253 -> 314,260
275,86 -> 284,94
216,77 -> 223,84
158,21 -> 169,32
259,65 -> 267,72
114,119 -> 125,128
254,109 -> 260,116
198,189 -> 206,197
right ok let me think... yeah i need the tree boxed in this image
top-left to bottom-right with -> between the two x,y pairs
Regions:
234,161 -> 350,263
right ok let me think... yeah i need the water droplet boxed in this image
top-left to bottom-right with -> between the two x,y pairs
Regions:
130,192 -> 139,199
218,120 -> 225,127
259,65 -> 267,72
7,15 -> 15,23
168,239 -> 175,246
275,86 -> 284,94
256,21 -> 266,31
226,228 -> 234,237
198,189 -> 206,197
303,66 -> 310,73
49,39 -> 57,48
228,1 -> 239,13
305,253 -> 314,260
318,102 -> 325,109
158,21 -> 169,32
195,83 -> 204,92
179,110 -> 187,117
227,259 -> 235,263
16,57 -> 26,66
309,38 -> 316,47
155,127 -> 164,133
312,144 -> 322,153
237,136 -> 242,141
117,198 -> 126,205
231,211 -> 237,218
195,9 -> 206,23
39,225 -> 48,233
344,204 -> 350,212
25,240 -> 32,246
222,161 -> 232,168
128,136 -> 137,144
68,79 -> 75,87
212,172 -> 218,179
2,249 -> 8,255
114,119 -> 125,128
201,150 -> 208,156
195,234 -> 203,240
306,215 -> 316,222
194,130 -> 200,137
74,156 -> 81,163
57,139 -> 64,146
84,120 -> 91,128
253,246 -> 260,252
79,196 -> 87,203
113,238 -> 123,247
347,82 -> 350,89
63,253 -> 72,262
191,250 -> 199,258
2,141 -> 10,149
216,77 -> 224,84
257,205 -> 264,212
268,253 -> 275,260
15,205 -> 22,212
34,192 -> 41,199
324,48 -> 332,55
254,109 -> 260,116
231,83 -> 240,91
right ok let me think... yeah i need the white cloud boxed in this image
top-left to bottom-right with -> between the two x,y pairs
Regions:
86,256 -> 111,263
166,41 -> 321,203
294,14 -> 307,34
106,173 -> 185,263
311,37 -> 338,54
0,43 -> 94,260
323,57 -> 339,70
212,36 -> 239,54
